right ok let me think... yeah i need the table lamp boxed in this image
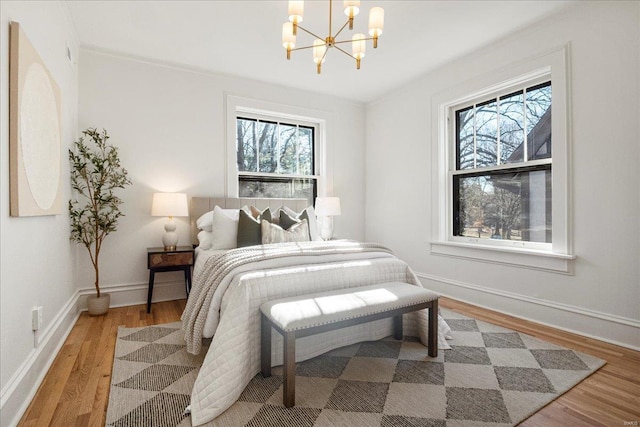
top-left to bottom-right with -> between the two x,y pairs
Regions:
315,196 -> 341,240
151,192 -> 189,250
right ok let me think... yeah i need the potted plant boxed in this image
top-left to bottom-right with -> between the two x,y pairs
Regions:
69,128 -> 132,315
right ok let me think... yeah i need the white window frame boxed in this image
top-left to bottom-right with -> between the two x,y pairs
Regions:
430,45 -> 575,274
225,94 -> 327,199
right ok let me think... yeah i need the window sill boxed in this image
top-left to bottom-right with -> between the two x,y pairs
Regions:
429,241 -> 575,274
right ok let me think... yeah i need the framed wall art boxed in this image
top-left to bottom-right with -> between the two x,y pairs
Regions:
9,21 -> 63,216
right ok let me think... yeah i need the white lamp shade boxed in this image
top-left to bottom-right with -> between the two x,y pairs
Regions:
368,6 -> 384,37
352,33 -> 366,59
313,40 -> 327,64
288,0 -> 304,23
315,197 -> 341,216
282,22 -> 296,49
151,193 -> 189,217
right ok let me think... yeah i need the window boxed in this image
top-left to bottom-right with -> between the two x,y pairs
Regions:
453,82 -> 552,249
225,95 -> 326,205
236,115 -> 317,204
430,45 -> 574,273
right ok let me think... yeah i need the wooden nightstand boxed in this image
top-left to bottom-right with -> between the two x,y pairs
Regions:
147,246 -> 194,313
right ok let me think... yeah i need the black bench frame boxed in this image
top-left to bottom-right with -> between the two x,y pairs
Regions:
260,298 -> 438,407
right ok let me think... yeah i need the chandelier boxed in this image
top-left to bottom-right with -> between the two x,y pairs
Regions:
282,0 -> 385,74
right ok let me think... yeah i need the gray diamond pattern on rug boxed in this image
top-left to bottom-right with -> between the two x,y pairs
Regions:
112,392 -> 190,427
325,379 -> 389,412
239,374 -> 283,403
482,332 -> 527,348
444,345 -> 492,365
118,343 -> 184,363
446,387 -> 511,423
381,415 -> 446,427
393,360 -> 445,384
446,319 -> 480,332
121,326 -> 178,342
357,340 -> 403,358
107,310 -> 605,427
116,364 -> 196,391
245,404 -> 321,427
530,349 -> 590,370
494,366 -> 556,393
295,355 -> 350,378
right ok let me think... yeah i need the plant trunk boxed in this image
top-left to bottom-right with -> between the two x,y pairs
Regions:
94,236 -> 100,298
95,259 -> 100,298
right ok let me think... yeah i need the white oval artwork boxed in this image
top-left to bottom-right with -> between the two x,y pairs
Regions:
20,62 -> 60,211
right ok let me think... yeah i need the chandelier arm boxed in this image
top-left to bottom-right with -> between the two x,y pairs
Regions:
332,20 -> 351,40
295,24 -> 327,43
290,44 -> 320,52
321,46 -> 330,63
333,44 -> 356,60
332,36 -> 377,46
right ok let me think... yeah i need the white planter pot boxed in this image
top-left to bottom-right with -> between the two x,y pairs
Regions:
87,293 -> 110,316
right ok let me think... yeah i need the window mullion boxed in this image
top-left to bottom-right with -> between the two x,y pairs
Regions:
523,88 -> 529,162
254,120 -> 260,173
496,97 -> 501,165
473,104 -> 477,169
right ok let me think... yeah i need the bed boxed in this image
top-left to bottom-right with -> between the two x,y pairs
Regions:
181,197 -> 448,426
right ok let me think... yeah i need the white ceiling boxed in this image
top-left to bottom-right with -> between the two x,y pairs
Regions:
65,0 -> 572,103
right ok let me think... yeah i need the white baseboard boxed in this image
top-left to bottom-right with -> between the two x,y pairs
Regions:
0,280 -> 186,427
0,291 -> 82,427
417,272 -> 640,351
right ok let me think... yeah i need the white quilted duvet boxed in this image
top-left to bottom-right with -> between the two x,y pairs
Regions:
182,241 -> 441,426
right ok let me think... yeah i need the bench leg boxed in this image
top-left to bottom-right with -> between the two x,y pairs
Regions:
428,299 -> 438,357
261,314 -> 272,377
393,315 -> 403,340
283,331 -> 296,408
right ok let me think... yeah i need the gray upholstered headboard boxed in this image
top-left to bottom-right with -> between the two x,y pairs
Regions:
190,197 -> 309,245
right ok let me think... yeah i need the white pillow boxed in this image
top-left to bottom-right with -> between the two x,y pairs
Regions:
283,206 -> 322,241
208,206 -> 239,249
196,206 -> 244,231
197,230 -> 214,250
261,219 -> 310,244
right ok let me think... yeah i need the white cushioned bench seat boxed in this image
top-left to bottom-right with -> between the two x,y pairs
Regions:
260,281 -> 439,407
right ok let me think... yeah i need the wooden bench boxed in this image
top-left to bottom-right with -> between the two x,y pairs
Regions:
260,281 -> 439,407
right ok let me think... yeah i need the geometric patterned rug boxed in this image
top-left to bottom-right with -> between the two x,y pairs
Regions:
106,308 -> 605,427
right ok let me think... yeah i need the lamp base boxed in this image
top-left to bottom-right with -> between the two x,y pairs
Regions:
162,219 -> 179,251
319,216 -> 334,240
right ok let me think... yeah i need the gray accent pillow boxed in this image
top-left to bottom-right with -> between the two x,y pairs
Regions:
282,206 -> 321,241
279,208 -> 318,240
237,208 -> 272,248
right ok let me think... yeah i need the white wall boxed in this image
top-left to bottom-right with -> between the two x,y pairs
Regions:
78,50 -> 366,304
365,1 -> 640,349
0,1 -> 79,425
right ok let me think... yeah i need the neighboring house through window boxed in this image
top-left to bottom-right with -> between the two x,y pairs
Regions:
453,81 -> 552,247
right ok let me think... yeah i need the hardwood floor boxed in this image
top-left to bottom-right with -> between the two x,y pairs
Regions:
17,297 -> 640,426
